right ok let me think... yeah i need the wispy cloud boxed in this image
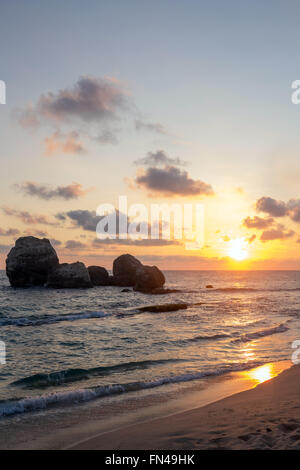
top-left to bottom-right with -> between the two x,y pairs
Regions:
2,207 -> 58,226
134,149 -> 187,167
0,228 -> 20,237
260,227 -> 295,242
134,120 -> 167,135
14,181 -> 91,200
243,216 -> 274,229
44,131 -> 86,156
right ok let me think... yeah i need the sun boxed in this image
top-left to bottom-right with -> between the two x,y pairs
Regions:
227,237 -> 248,261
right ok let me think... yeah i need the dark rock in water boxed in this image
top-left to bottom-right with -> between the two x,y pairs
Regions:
206,285 -> 214,288
113,254 -> 143,286
138,303 -> 188,313
121,288 -> 132,292
107,275 -> 116,286
144,288 -> 181,295
6,236 -> 59,287
134,265 -> 165,292
87,266 -> 109,286
46,262 -> 92,288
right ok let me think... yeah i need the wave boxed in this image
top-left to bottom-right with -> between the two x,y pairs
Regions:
211,287 -> 258,293
232,324 -> 289,343
170,323 -> 288,347
207,287 -> 300,293
169,333 -> 230,347
10,359 -> 183,389
0,360 -> 269,418
0,311 -> 110,327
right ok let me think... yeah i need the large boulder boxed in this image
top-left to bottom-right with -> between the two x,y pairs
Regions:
6,236 -> 59,287
112,254 -> 143,286
87,266 -> 110,286
46,262 -> 92,288
134,265 -> 165,292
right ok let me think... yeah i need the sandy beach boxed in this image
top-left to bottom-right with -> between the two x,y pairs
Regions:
67,364 -> 300,450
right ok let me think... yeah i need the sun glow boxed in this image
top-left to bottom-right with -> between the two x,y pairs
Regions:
227,237 -> 248,261
249,364 -> 274,384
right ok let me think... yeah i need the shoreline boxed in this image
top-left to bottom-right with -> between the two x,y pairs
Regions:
0,360 -> 293,450
67,362 -> 300,450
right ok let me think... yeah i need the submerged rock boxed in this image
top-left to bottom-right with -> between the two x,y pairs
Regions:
46,262 -> 92,288
137,303 -> 188,313
6,236 -> 59,287
112,254 -> 143,286
134,265 -> 165,292
87,266 -> 109,286
143,288 -> 181,295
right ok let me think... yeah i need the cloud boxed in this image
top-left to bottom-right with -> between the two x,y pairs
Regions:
134,165 -> 214,197
134,150 -> 187,167
93,238 -> 181,247
246,234 -> 256,244
255,196 -> 300,225
17,76 -> 129,127
65,240 -> 87,250
44,131 -> 86,156
135,120 -> 167,135
50,238 -> 62,246
62,209 -> 101,231
286,199 -> 300,222
0,244 -> 11,254
23,229 -> 48,237
0,228 -> 20,237
94,129 -> 119,145
243,216 -> 274,229
2,207 -> 58,226
260,228 -> 295,242
14,181 -> 91,200
256,197 -> 287,217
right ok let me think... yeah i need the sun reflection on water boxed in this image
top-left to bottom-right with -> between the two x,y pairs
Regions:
248,364 -> 275,384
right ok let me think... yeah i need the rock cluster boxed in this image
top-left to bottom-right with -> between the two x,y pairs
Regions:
6,237 -> 165,292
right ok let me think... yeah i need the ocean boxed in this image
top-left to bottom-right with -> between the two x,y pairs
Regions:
0,270 -> 299,419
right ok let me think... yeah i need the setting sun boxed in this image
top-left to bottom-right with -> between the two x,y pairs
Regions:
227,238 -> 249,261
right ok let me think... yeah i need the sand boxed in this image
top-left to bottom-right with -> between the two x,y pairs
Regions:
68,364 -> 300,450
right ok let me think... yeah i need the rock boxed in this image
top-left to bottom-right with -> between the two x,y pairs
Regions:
112,254 -> 143,286
87,266 -> 109,286
6,236 -> 59,287
144,288 -> 181,295
46,262 -> 92,288
206,285 -> 214,288
107,275 -> 116,285
137,303 -> 188,313
134,265 -> 165,292
121,288 -> 132,293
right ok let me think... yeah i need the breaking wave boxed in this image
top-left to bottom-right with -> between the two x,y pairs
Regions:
0,360 -> 268,418
0,311 -> 110,327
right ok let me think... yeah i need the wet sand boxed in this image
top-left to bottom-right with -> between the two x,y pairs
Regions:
68,363 -> 300,450
1,361 -> 297,450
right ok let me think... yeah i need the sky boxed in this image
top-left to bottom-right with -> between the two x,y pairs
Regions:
1,0 -> 300,269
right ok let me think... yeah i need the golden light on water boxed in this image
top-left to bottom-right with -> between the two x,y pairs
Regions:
248,364 -> 274,384
227,237 -> 248,261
